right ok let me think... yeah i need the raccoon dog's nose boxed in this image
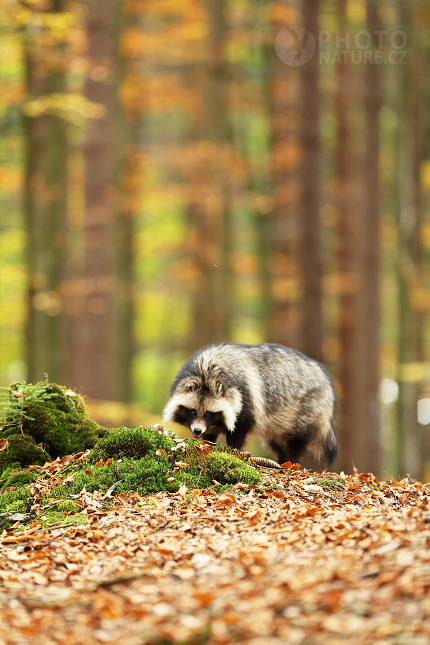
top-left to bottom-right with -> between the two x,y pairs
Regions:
192,428 -> 203,438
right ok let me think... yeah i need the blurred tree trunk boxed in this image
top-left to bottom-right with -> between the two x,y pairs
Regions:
299,0 -> 323,362
65,0 -> 114,401
24,0 -> 67,384
338,1 -> 382,475
187,194 -> 217,352
237,0 -> 274,343
335,0 -> 357,473
395,1 -> 423,479
362,0 -> 382,475
112,2 -> 143,403
188,0 -> 233,351
269,3 -> 295,347
206,0 -> 233,344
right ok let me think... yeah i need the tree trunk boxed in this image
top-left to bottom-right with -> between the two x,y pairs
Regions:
65,0 -> 115,401
187,0 -> 233,351
269,2 -> 295,347
335,0 -> 357,473
395,0 -> 423,479
362,0 -> 382,476
112,2 -> 143,403
24,0 -> 67,385
299,0 -> 323,363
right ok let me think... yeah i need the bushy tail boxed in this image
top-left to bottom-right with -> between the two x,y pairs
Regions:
323,417 -> 338,468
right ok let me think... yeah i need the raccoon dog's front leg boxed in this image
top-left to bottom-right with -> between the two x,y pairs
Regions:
225,422 -> 250,451
203,431 -> 220,444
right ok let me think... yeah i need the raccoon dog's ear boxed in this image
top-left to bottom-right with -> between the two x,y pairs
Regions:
185,381 -> 198,393
216,381 -> 224,395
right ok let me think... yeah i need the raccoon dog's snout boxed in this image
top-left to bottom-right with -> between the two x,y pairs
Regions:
163,342 -> 338,469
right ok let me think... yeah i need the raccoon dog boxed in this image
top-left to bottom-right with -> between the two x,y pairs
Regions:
163,343 -> 338,468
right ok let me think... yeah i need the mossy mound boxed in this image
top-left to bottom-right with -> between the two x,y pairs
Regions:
0,426 -> 261,532
0,381 -> 107,475
0,468 -> 39,494
0,383 -> 261,531
50,427 -> 260,498
90,426 -> 158,462
0,487 -> 31,515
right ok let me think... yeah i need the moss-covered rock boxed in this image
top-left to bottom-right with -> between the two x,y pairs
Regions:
0,381 -> 106,475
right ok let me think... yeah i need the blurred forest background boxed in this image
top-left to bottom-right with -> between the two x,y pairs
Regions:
1,0 -> 430,479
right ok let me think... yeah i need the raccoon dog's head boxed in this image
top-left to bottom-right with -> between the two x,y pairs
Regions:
163,375 -> 242,440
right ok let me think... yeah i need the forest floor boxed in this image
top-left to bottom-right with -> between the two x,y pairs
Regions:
1,467 -> 430,645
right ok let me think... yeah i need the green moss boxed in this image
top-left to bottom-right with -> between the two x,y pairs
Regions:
0,391 -> 261,517
0,487 -> 31,513
0,462 -> 22,479
0,435 -> 51,473
44,428 -> 260,498
202,451 -> 260,486
320,478 -> 345,487
1,468 -> 38,493
90,426 -> 169,462
0,381 -> 107,475
40,512 -> 88,528
36,500 -> 86,529
47,500 -> 80,514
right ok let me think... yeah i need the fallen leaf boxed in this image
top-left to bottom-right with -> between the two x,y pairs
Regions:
0,438 -> 8,451
178,485 -> 187,499
2,534 -> 46,544
215,494 -> 236,508
306,507 -> 325,515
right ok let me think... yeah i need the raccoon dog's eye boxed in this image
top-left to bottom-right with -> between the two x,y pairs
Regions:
203,412 -> 211,421
190,409 -> 197,418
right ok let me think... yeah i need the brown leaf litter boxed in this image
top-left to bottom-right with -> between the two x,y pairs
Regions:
1,467 -> 430,644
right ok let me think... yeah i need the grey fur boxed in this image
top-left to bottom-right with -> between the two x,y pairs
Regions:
163,343 -> 338,468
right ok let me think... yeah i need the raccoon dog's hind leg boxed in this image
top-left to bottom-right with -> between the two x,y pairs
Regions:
268,420 -> 336,468
267,422 -> 317,466
267,388 -> 338,468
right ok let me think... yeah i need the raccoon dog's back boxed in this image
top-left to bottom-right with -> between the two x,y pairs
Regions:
163,343 -> 338,468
